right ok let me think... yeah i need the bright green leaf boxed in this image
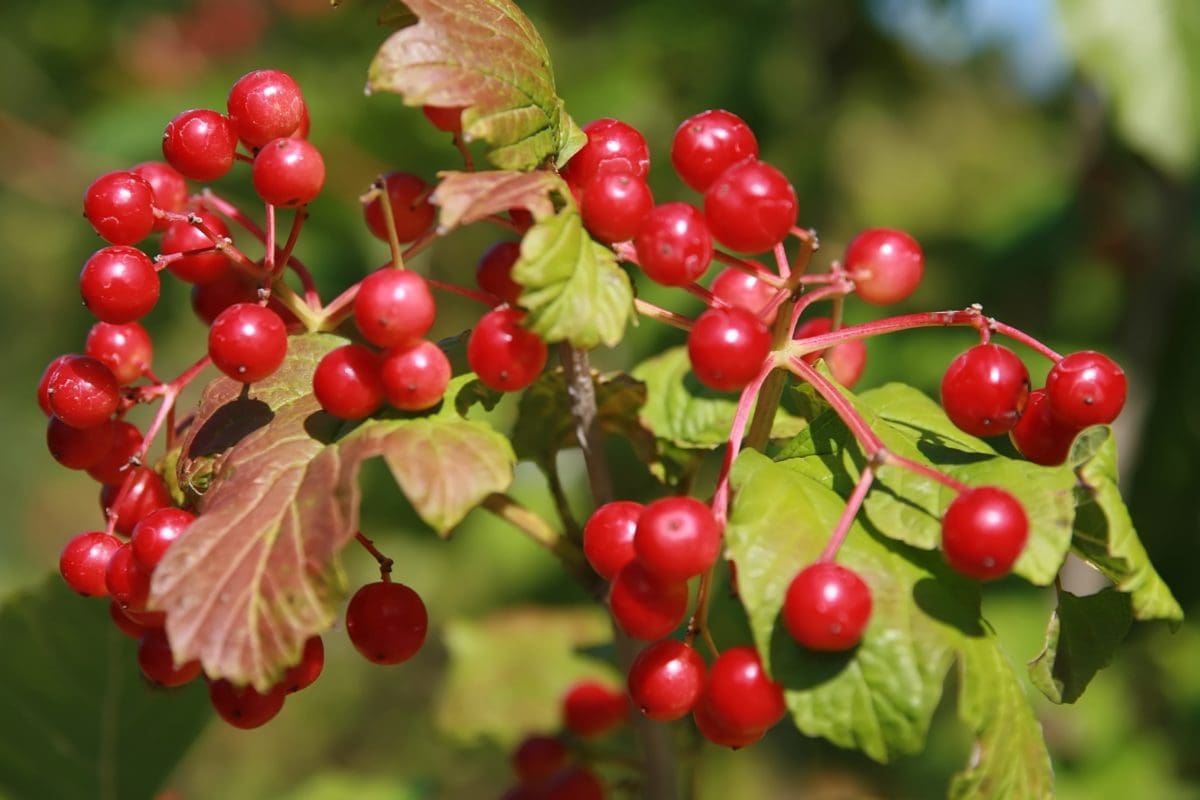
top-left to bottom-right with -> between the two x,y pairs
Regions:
1029,586 -> 1132,704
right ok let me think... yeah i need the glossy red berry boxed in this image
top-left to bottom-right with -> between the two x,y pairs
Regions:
844,228 -> 924,305
227,69 -> 307,149
100,466 -> 173,536
476,241 -> 523,305
700,645 -> 785,736
105,543 -> 153,612
704,159 -> 798,253
711,267 -> 777,322
783,563 -> 872,651
467,307 -> 548,392
687,306 -> 772,392
633,202 -> 713,286
1045,351 -> 1127,429
109,600 -> 151,639
47,417 -> 114,470
1010,389 -> 1080,466
693,696 -> 766,749
583,500 -> 642,580
37,354 -> 75,417
313,343 -> 385,420
560,118 -> 650,189
627,638 -> 706,721
190,271 -> 260,325
85,321 -> 153,385
83,171 -> 157,245
345,580 -> 428,665
80,246 -> 160,324
633,496 -> 721,581
941,487 -> 1028,581
138,628 -> 202,688
282,636 -> 325,693
208,678 -> 287,728
131,507 -> 194,572
581,173 -> 654,244
671,109 -> 759,192
511,735 -> 568,785
131,161 -> 188,229
609,561 -> 689,641
46,355 -> 120,430
542,766 -> 605,800
562,679 -> 628,738
160,211 -> 234,284
252,137 -> 325,207
940,343 -> 1030,437
208,303 -> 288,383
380,340 -> 451,412
422,105 -> 464,133
87,420 -> 142,485
162,109 -> 238,182
363,172 -> 436,243
793,317 -> 868,389
353,268 -> 437,348
60,531 -> 122,596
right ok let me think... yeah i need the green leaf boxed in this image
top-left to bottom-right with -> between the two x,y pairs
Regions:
435,606 -> 616,745
727,450 -> 1053,795
1029,587 -> 1132,704
431,170 -> 566,232
367,0 -> 584,170
1068,427 -> 1183,623
0,578 -> 211,800
512,207 -> 634,349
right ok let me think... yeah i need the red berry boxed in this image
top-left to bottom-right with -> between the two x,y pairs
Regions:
313,343 -> 385,420
46,355 -> 120,430
1010,389 -> 1079,466
160,210 -> 234,284
671,109 -> 759,192
422,105 -> 464,133
131,507 -> 195,572
467,307 -> 548,392
87,420 -> 142,485
542,766 -> 605,800
208,303 -> 289,383
353,268 -> 437,348
627,639 -> 706,721
580,173 -> 654,244
80,245 -> 160,323
941,487 -> 1028,581
282,636 -> 325,693
162,109 -> 238,182
59,531 -> 122,597
47,416 -> 114,470
105,543 -> 153,612
83,171 -> 157,245
511,735 -> 567,785
37,354 -> 75,417
633,496 -> 721,581
476,241 -> 523,305
844,228 -> 924,305
711,267 -> 777,322
109,600 -> 150,639
85,321 -> 153,385
687,306 -> 771,392
609,561 -> 689,641
562,679 -> 628,737
692,696 -> 766,749
380,340 -> 451,412
190,271 -> 260,325
703,159 -> 798,253
633,202 -> 713,286
1045,351 -> 1127,429
138,628 -> 202,688
208,678 -> 287,728
560,118 -> 650,189
783,563 -> 872,651
227,69 -> 307,149
363,172 -> 436,243
100,466 -> 173,536
793,317 -> 868,389
345,581 -> 428,665
582,500 -> 642,580
131,161 -> 188,229
700,646 -> 785,736
940,343 -> 1030,437
252,137 -> 325,207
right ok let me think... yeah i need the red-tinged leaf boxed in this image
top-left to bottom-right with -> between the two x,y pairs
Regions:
367,0 -> 586,170
431,170 -> 565,232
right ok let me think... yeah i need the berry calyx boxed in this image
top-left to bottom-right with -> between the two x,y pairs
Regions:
560,117 -> 650,189
476,241 -> 523,305
687,306 -> 772,392
130,507 -> 195,572
363,172 -> 436,244
562,679 -> 628,738
940,343 -> 1030,437
380,340 -> 451,412
783,562 -> 872,651
160,211 -> 234,284
162,108 -> 238,182
844,228 -> 924,305
699,645 -> 785,736
208,678 -> 287,728
582,500 -> 643,581
345,580 -> 428,665
703,159 -> 798,253
1044,351 -> 1127,429
208,303 -> 289,383
627,638 -> 706,721
608,561 -> 689,641
467,307 -> 548,392
633,202 -> 713,286
251,137 -> 325,207
83,171 -> 157,245
313,343 -> 386,420
227,69 -> 307,149
80,246 -> 160,324
59,531 -> 123,597
671,109 -> 759,193
353,268 -> 437,348
138,628 -> 202,688
941,487 -> 1029,581
633,496 -> 721,581
85,321 -> 153,385
46,355 -> 120,430
1010,388 -> 1079,466
580,172 -> 654,244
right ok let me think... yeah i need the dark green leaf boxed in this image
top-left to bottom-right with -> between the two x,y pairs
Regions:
1029,587 -> 1132,704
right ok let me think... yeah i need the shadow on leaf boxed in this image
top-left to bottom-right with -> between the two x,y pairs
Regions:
769,619 -> 858,690
186,397 -> 275,458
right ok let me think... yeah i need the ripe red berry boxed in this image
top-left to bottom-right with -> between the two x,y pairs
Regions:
783,563 -> 872,651
363,172 -> 436,243
627,638 -> 706,721
380,340 -> 451,412
609,561 -> 689,641
190,271 -> 260,325
100,466 -> 173,536
476,241 -> 523,305
562,679 -> 628,737
353,268 -> 437,348
85,321 -> 153,385
583,500 -> 642,580
940,343 -> 1030,437
83,171 -> 157,245
844,228 -> 924,305
109,600 -> 151,639
80,246 -> 160,324
1010,388 -> 1080,466
282,636 -> 325,693
467,307 -> 548,392
633,202 -> 713,286
687,306 -> 772,392
37,354 -> 75,417
671,109 -> 759,193
313,343 -> 386,420
711,267 -> 777,322
59,531 -> 123,597
941,487 -> 1028,581
227,69 -> 307,149
105,543 -> 153,612
251,137 -> 325,207
160,211 -> 234,284
46,355 -> 120,430
138,628 -> 202,688
580,173 -> 654,244
693,696 -> 766,749
131,507 -> 195,572
162,109 -> 238,182
542,766 -> 605,800
422,105 -> 464,133
208,678 -> 287,728
87,420 -> 142,485
131,161 -> 188,229
511,735 -> 567,785
633,496 -> 721,581
1044,351 -> 1127,429
47,417 -> 114,470
703,159 -> 798,253
208,303 -> 289,383
793,317 -> 869,389
700,645 -> 785,736
345,580 -> 428,665
560,118 -> 650,189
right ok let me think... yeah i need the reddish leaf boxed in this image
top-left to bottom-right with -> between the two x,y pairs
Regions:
431,170 -> 565,232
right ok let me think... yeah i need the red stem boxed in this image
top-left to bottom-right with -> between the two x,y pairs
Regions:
712,249 -> 784,286
818,465 -> 875,563
711,357 -> 780,527
355,532 -> 394,581
426,277 -> 499,307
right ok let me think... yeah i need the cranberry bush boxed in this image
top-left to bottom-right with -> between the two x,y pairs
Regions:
27,0 -> 1183,797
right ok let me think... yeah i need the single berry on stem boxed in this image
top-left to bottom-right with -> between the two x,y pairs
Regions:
711,267 -> 777,322
345,580 -> 428,665
131,507 -> 195,572
85,321 -> 153,385
844,228 -> 924,305
1044,350 -> 1127,428
191,271 -> 260,325
783,562 -> 872,651
609,561 -> 690,641
59,530 -> 123,597
131,161 -> 188,228
251,137 -> 325,207
580,172 -> 654,244
582,500 -> 643,580
542,766 -> 606,800
160,210 -> 234,285
633,202 -> 713,286
138,628 -> 202,688
511,735 -> 567,785
467,308 -> 548,392
476,241 -> 523,305
560,117 -> 650,189
227,69 -> 307,149
633,496 -> 721,581
422,105 -> 464,133
627,638 -> 706,721
313,344 -> 386,420
282,636 -> 325,693
703,159 -> 798,253
87,420 -> 142,485
208,303 -> 289,383
941,486 -> 1029,580
363,172 -> 436,243
687,306 -> 772,392
208,678 -> 287,729
100,466 -> 173,535
105,543 -> 153,612
671,109 -> 758,192
793,317 -> 868,389
1010,388 -> 1080,466
699,645 -> 785,736
80,245 -> 160,324
693,696 -> 766,749
83,171 -> 157,245
353,268 -> 437,348
37,354 -> 76,417
47,417 -> 114,470
46,355 -> 120,430
562,679 -> 628,737
380,340 -> 451,412
162,108 -> 238,182
940,343 -> 1030,437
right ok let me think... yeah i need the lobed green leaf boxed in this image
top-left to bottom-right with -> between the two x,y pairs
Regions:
1029,586 -> 1132,704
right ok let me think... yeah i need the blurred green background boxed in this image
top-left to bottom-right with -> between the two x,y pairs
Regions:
1,0 -> 1198,797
